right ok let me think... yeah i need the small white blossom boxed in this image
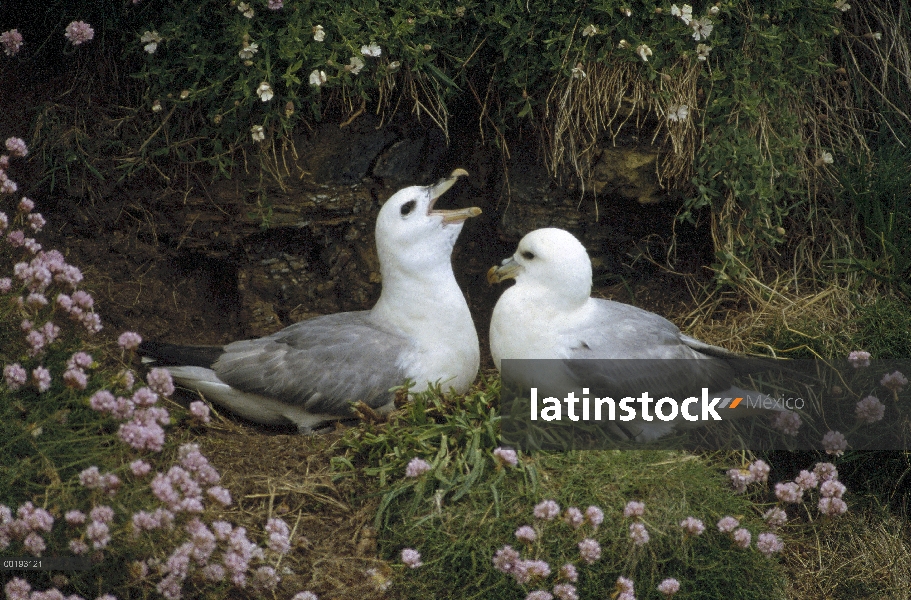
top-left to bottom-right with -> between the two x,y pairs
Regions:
361,43 -> 382,57
696,43 -> 712,61
347,55 -> 365,75
239,41 -> 258,60
571,63 -> 586,79
388,60 -> 401,73
151,99 -> 162,113
313,25 -> 325,42
618,39 -> 630,49
623,8 -> 632,17
834,0 -> 851,11
238,2 -> 254,18
671,4 -> 693,25
636,44 -> 652,62
815,151 -> 834,166
140,30 -> 162,54
582,24 -> 598,37
309,69 -> 327,86
691,17 -> 713,41
667,104 -> 689,122
709,5 -> 720,15
250,125 -> 265,142
256,81 -> 273,102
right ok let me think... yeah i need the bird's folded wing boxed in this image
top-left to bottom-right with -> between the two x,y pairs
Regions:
213,311 -> 413,415
559,299 -> 737,398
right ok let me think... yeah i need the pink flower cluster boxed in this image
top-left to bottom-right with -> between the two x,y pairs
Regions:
821,430 -> 848,456
493,446 -> 518,467
679,516 -> 705,536
533,499 -> 560,520
0,502 -> 55,556
400,547 -> 422,568
64,21 -> 94,46
1,29 -> 24,56
727,459 -> 771,493
405,457 -> 431,478
855,395 -> 885,424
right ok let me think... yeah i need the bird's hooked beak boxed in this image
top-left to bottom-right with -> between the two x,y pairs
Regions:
486,256 -> 522,285
427,168 -> 482,224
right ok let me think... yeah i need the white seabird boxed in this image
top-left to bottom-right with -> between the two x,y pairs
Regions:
140,169 -> 481,433
487,227 -> 784,441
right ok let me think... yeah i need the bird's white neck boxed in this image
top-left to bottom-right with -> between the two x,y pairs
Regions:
370,262 -> 471,337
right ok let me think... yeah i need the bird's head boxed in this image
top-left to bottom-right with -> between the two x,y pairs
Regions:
375,169 -> 480,276
487,227 -> 592,308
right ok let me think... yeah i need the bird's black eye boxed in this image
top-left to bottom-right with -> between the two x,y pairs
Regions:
521,251 -> 535,260
400,200 -> 417,216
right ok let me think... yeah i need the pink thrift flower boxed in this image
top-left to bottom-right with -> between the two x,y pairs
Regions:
405,457 -> 431,478
101,473 -> 121,496
132,387 -> 158,407
189,401 -> 211,424
130,460 -> 152,477
623,500 -> 645,518
814,462 -> 839,482
774,482 -> 802,504
268,0 -> 283,8
202,563 -> 226,582
493,447 -> 518,467
819,479 -> 846,498
79,466 -> 102,488
855,395 -> 885,423
757,532 -> 784,556
64,21 -> 94,45
717,516 -> 739,533
68,351 -> 93,369
616,576 -> 635,594
23,531 -> 45,555
749,459 -> 770,483
578,538 -> 600,564
146,368 -> 174,396
525,592 -> 552,600
1,29 -> 24,56
553,583 -> 578,600
292,593 -> 318,600
772,410 -> 801,436
658,578 -> 681,596
89,505 -> 114,524
86,521 -> 111,549
65,510 -> 86,525
5,137 -> 27,157
559,563 -> 578,582
27,213 -> 45,232
680,516 -> 705,535
118,331 -> 142,350
732,527 -> 751,548
0,277 -> 11,293
727,468 -> 753,493
4,363 -> 27,389
794,470 -> 819,490
266,518 -> 291,554
69,539 -> 89,555
533,499 -> 560,520
881,370 -> 908,393
492,545 -> 519,573
822,430 -> 848,456
818,496 -> 848,516
63,368 -> 88,390
584,505 -> 604,528
563,507 -> 583,529
629,522 -> 649,545
252,565 -> 280,591
32,366 -> 51,392
401,548 -> 422,568
763,507 -> 787,528
515,525 -> 536,543
208,486 -> 232,506
847,350 -> 871,368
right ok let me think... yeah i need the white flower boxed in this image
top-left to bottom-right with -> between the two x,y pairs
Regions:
256,81 -> 273,102
618,39 -> 630,49
834,0 -> 851,11
313,25 -> 325,42
671,4 -> 693,25
388,60 -> 401,73
868,32 -> 882,40
571,63 -> 586,79
140,30 -> 162,54
815,151 -> 834,166
361,43 -> 382,57
151,99 -> 162,113
696,43 -> 712,61
691,17 -> 713,41
347,56 -> 365,75
636,43 -> 652,62
582,24 -> 598,37
238,2 -> 254,18
309,69 -> 327,86
250,125 -> 265,142
667,104 -> 689,122
179,89 -> 190,99
239,41 -> 258,60
709,5 -> 720,15
623,8 -> 632,17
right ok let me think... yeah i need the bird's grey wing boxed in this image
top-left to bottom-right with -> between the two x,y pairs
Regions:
560,299 -> 736,399
212,311 -> 413,416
